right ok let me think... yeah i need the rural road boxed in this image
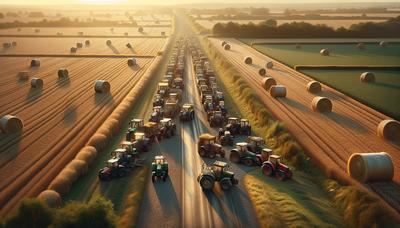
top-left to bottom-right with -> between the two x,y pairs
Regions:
208,37 -> 400,213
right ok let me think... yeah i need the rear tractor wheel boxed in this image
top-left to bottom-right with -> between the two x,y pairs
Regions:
220,178 -> 232,191
262,163 -> 274,176
229,151 -> 240,163
199,175 -> 215,190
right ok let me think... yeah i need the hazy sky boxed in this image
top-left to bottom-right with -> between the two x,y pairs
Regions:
0,0 -> 396,5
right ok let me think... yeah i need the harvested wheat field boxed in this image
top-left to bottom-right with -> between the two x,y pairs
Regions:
0,37 -> 166,56
209,37 -> 400,213
0,56 -> 155,216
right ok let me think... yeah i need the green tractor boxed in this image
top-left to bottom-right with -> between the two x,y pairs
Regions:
151,155 -> 169,182
126,119 -> 144,141
197,161 -> 238,191
229,142 -> 261,166
246,136 -> 267,154
111,141 -> 139,167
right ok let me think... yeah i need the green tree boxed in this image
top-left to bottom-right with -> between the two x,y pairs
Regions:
3,199 -> 53,228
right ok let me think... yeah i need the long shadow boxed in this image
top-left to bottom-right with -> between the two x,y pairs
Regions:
63,105 -> 77,123
128,47 -> 137,54
374,81 -> 400,90
57,77 -> 71,88
108,44 -> 120,54
325,111 -> 367,133
153,176 -> 181,216
318,91 -> 342,101
281,98 -> 309,113
26,87 -> 43,102
0,132 -> 22,167
95,93 -> 115,107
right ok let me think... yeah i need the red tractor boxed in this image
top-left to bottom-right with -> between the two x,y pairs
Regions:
261,155 -> 292,181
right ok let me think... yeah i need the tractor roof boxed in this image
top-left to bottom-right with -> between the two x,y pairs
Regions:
174,78 -> 183,81
229,117 -> 238,120
250,136 -> 263,141
270,154 -> 280,159
199,133 -> 216,140
135,132 -> 145,137
183,103 -> 193,108
158,82 -> 168,87
160,118 -> 171,123
108,158 -> 119,163
237,142 -> 248,147
120,141 -> 133,146
213,160 -> 227,167
240,118 -> 249,122
155,155 -> 165,160
132,118 -> 143,122
114,148 -> 126,153
145,122 -> 158,127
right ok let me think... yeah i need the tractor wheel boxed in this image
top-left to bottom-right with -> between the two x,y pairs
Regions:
286,170 -> 293,180
152,174 -> 156,183
162,175 -> 167,182
220,152 -> 225,158
171,129 -> 175,136
229,151 -> 240,163
99,173 -> 111,181
199,148 -> 207,157
199,175 -> 215,190
208,152 -> 216,159
118,169 -> 127,177
243,158 -> 254,167
220,178 -> 232,191
262,163 -> 274,176
276,170 -> 286,181
157,134 -> 162,141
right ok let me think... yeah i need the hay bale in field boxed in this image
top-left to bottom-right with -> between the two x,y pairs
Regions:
3,42 -> 11,48
360,72 -> 375,83
35,28 -> 40,33
58,68 -> 69,78
67,159 -> 88,177
17,28 -> 21,32
31,77 -> 43,88
48,175 -> 71,196
94,80 -> 110,93
88,133 -> 107,151
56,32 -> 63,36
70,47 -> 77,53
108,118 -> 120,136
347,152 -> 394,182
161,31 -> 166,36
312,96 -> 332,113
75,150 -> 96,164
269,85 -> 286,98
295,44 -> 301,49
106,40 -> 112,46
12,41 -> 17,47
127,58 -> 136,66
18,71 -> 29,81
59,168 -> 78,183
244,56 -> 252,64
78,31 -> 84,36
30,59 -> 40,67
138,27 -> 144,33
266,61 -> 273,69
85,40 -> 90,46
37,190 -> 61,208
356,42 -> 365,49
261,77 -> 276,91
306,81 -> 321,93
258,68 -> 266,76
223,43 -> 231,50
320,49 -> 329,56
221,41 -> 227,47
124,32 -> 129,36
81,146 -> 98,159
0,115 -> 23,133
379,41 -> 387,47
126,43 -> 132,48
76,42 -> 83,48
377,119 -> 400,141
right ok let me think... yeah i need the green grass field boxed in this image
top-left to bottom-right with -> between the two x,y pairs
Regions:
301,69 -> 400,120
250,42 -> 400,67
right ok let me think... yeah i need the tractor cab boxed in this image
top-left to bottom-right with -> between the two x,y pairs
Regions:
112,148 -> 127,159
126,119 -> 144,141
153,106 -> 163,113
134,132 -> 146,142
106,158 -> 120,168
269,155 -> 281,166
158,82 -> 169,97
173,78 -> 184,89
240,119 -> 250,127
120,141 -> 138,156
228,117 -> 239,125
154,155 -> 166,164
182,103 -> 194,112
215,91 -> 224,101
160,118 -> 173,127
169,93 -> 179,102
239,119 -> 252,135
130,119 -> 144,129
199,133 -> 217,146
236,142 -> 249,153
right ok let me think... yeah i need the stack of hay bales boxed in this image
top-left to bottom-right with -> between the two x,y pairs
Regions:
127,58 -> 136,66
76,42 -> 83,48
377,119 -> 400,141
261,77 -> 276,91
356,42 -> 365,49
347,152 -> 394,182
223,43 -> 231,50
244,56 -> 252,64
379,41 -> 387,48
0,115 -> 23,133
31,77 -> 43,88
258,68 -> 266,76
138,27 -> 144,33
106,40 -> 112,46
306,81 -> 322,93
37,190 -> 62,208
30,59 -> 40,67
18,71 -> 29,81
126,43 -> 132,48
94,80 -> 111,93
70,47 -> 77,53
85,40 -> 90,46
266,61 -> 274,69
360,72 -> 375,83
311,96 -> 332,113
269,85 -> 286,98
58,68 -> 69,78
320,49 -> 329,56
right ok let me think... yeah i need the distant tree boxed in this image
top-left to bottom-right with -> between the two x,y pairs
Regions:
250,7 -> 270,16
3,199 -> 53,228
259,19 -> 277,27
0,13 -> 4,19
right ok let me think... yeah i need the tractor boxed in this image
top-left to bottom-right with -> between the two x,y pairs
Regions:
153,94 -> 164,108
261,155 -> 293,181
218,131 -> 234,146
217,101 -> 228,118
179,103 -> 195,121
149,106 -> 164,123
131,132 -> 150,152
159,118 -> 176,138
115,141 -> 139,163
98,158 -> 130,181
239,119 -> 251,135
143,122 -> 162,142
246,136 -> 266,154
173,77 -> 184,89
198,133 -> 225,159
229,142 -> 260,166
126,119 -> 144,141
197,161 -> 238,191
157,82 -> 169,98
225,118 -> 251,136
208,110 -> 224,127
203,96 -> 214,112
151,155 -> 169,182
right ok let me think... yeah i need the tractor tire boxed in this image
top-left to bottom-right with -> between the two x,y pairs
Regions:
229,151 -> 240,163
199,175 -> 215,190
162,175 -> 167,182
276,170 -> 286,181
199,148 -> 207,157
243,158 -> 254,167
220,152 -> 225,158
220,178 -> 232,191
208,152 -> 216,159
262,163 -> 274,176
286,170 -> 293,180
152,174 -> 156,183
118,169 -> 127,177
99,172 -> 111,181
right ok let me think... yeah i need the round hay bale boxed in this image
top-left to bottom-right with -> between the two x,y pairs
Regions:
78,31 -> 84,36
59,167 -> 78,183
108,118 -> 120,136
81,146 -> 98,159
161,31 -> 166,36
87,133 -> 107,151
258,68 -> 266,76
138,27 -> 144,33
75,150 -> 96,164
347,152 -> 394,182
97,126 -> 111,141
221,41 -> 227,47
57,32 -> 63,36
12,41 -> 17,47
312,96 -> 332,113
295,44 -> 301,49
379,41 -> 387,48
356,42 -> 365,49
58,68 -> 69,78
37,190 -> 61,208
30,59 -> 40,67
76,42 -> 83,48
70,47 -> 77,53
126,43 -> 132,48
67,159 -> 88,177
377,119 -> 400,141
320,49 -> 329,56
124,32 -> 129,36
360,72 -> 375,83
85,40 -> 90,46
265,61 -> 273,69
35,28 -> 40,33
106,40 -> 112,46
261,77 -> 276,91
18,71 -> 29,81
244,56 -> 252,64
269,85 -> 286,98
306,81 -> 322,93
3,42 -> 11,48
17,28 -> 21,32
48,175 -> 71,196
31,77 -> 43,88
94,80 -> 110,93
223,43 -> 231,50
0,115 -> 23,133
127,58 -> 136,66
